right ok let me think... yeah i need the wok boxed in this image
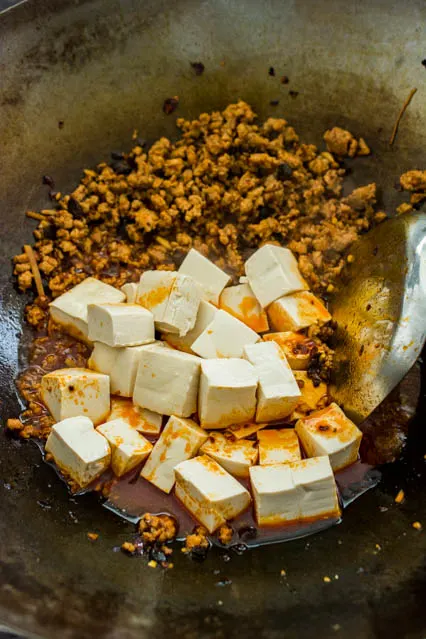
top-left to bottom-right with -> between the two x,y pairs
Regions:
1,0 -> 426,637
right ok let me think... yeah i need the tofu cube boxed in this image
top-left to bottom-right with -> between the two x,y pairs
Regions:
243,342 -> 301,422
175,455 -> 252,533
198,359 -> 258,429
267,291 -> 331,332
225,422 -> 268,440
87,303 -> 155,347
200,432 -> 258,477
108,397 -> 162,435
121,282 -> 138,303
257,429 -> 301,465
219,283 -> 269,333
178,248 -> 231,304
45,416 -> 111,487
141,416 -> 207,493
249,464 -> 301,526
136,271 -> 202,336
290,371 -> 329,419
295,403 -> 362,471
49,277 -> 125,342
133,344 -> 201,417
290,456 -> 341,520
263,332 -> 317,370
97,418 -> 152,477
41,368 -> 110,425
88,341 -> 119,375
88,342 -> 151,397
245,244 -> 308,308
162,300 -> 218,354
191,309 -> 260,359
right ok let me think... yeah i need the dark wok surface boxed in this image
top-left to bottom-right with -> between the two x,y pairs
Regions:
1,1 -> 426,637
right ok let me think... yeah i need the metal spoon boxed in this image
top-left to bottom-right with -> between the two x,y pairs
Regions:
329,212 -> 426,425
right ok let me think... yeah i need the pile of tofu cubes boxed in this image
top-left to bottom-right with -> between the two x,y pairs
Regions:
43,245 -> 362,534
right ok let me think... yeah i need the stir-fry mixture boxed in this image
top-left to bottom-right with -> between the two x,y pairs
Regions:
7,102 -> 426,564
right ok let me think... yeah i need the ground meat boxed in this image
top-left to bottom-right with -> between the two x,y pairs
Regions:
400,170 -> 426,192
323,127 -> 370,158
183,526 -> 210,558
138,513 -> 178,544
217,524 -> 233,545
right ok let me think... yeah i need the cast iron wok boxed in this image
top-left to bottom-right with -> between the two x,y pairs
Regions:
1,1 -> 426,637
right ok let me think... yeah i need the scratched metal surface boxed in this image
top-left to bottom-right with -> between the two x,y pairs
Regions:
0,0 -> 426,638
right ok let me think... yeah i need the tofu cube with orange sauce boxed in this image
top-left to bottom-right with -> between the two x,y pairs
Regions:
198,359 -> 258,429
263,331 -> 318,370
107,397 -> 162,435
140,416 -> 208,493
295,403 -> 362,471
290,371 -> 329,419
225,422 -> 269,440
245,244 -> 308,308
243,341 -> 301,422
174,455 -> 252,533
191,309 -> 260,359
200,432 -> 258,477
97,418 -> 153,477
121,282 -> 138,303
267,291 -> 331,332
257,429 -> 301,465
45,416 -> 111,488
49,277 -> 125,343
87,303 -> 155,347
178,248 -> 231,305
290,456 -> 341,520
136,271 -> 202,336
249,456 -> 340,526
88,341 -> 119,375
249,464 -> 300,526
133,344 -> 201,417
162,300 -> 218,354
41,368 -> 110,426
219,283 -> 269,333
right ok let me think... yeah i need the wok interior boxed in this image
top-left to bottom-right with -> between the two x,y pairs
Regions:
0,1 -> 425,637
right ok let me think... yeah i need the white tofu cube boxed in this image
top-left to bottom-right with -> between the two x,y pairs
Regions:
243,342 -> 301,422
108,397 -> 163,435
257,429 -> 301,465
41,368 -> 110,426
263,332 -> 317,370
87,303 -> 155,347
162,300 -> 219,353
136,271 -> 202,336
267,291 -> 331,332
45,416 -> 111,487
133,344 -> 201,417
88,342 -> 119,375
198,359 -> 258,429
200,432 -> 258,478
141,416 -> 207,493
226,422 -> 268,440
290,456 -> 340,520
249,464 -> 301,526
121,282 -> 138,303
175,455 -> 252,533
110,345 -> 151,397
295,403 -> 362,471
245,244 -> 308,308
49,277 -> 125,342
219,283 -> 269,333
191,309 -> 260,359
97,418 -> 152,477
178,248 -> 231,305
